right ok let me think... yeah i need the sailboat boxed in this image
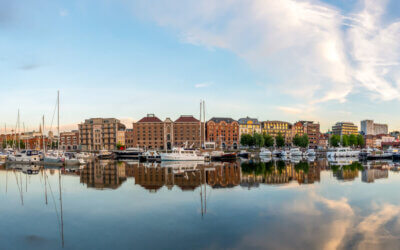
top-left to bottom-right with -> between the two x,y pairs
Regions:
44,91 -> 64,165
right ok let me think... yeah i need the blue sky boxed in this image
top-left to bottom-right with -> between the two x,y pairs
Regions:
1,0 -> 400,132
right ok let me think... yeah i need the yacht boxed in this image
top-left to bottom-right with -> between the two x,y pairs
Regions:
327,147 -> 360,158
360,148 -> 393,160
64,152 -> 83,166
238,150 -> 250,159
140,150 -> 161,162
98,149 -> 114,160
272,149 -> 282,157
44,150 -> 64,164
259,148 -> 272,158
114,147 -> 143,160
289,148 -> 303,157
8,150 -> 41,163
305,148 -> 316,157
280,149 -> 290,158
210,151 -> 236,161
160,148 -> 205,161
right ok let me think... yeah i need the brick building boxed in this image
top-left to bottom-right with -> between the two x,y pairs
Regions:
78,118 -> 126,151
132,114 -> 204,150
125,129 -> 134,148
60,130 -> 79,150
206,117 -> 239,150
294,121 -> 320,148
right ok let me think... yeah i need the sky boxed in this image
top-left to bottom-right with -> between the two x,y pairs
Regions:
1,0 -> 400,133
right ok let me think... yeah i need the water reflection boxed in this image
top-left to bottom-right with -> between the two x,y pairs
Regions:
1,159 -> 400,249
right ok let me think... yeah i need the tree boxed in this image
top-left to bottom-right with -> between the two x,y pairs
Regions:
240,134 -> 253,147
342,135 -> 349,147
263,133 -> 274,147
330,135 -> 340,147
349,134 -> 357,147
301,134 -> 309,148
116,142 -> 125,150
293,134 -> 302,147
357,134 -> 365,147
253,133 -> 264,148
275,132 -> 285,148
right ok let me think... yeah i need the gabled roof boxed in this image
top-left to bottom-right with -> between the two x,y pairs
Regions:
208,117 -> 236,124
175,115 -> 199,123
138,114 -> 162,123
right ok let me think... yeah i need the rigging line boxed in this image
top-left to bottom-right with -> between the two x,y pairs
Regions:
46,173 -> 62,233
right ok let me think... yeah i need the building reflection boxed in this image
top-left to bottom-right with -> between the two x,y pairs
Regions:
126,161 -> 241,192
80,160 -> 127,189
240,160 -> 322,188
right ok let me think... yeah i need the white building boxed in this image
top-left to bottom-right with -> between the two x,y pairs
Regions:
361,120 -> 388,135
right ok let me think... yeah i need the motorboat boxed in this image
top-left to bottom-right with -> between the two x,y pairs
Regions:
259,148 -> 272,158
44,150 -> 64,164
289,148 -> 303,157
98,149 -> 114,160
113,147 -> 142,160
360,148 -> 393,160
160,148 -> 205,161
210,151 -> 236,161
140,150 -> 161,162
272,149 -> 282,157
327,147 -> 360,158
305,148 -> 316,157
64,152 -> 83,165
280,149 -> 290,158
238,150 -> 250,159
8,150 -> 41,163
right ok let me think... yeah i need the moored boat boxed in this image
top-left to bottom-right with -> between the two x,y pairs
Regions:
114,147 -> 142,160
8,150 -> 41,163
160,148 -> 205,161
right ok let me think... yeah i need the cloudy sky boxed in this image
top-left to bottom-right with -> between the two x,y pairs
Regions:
1,0 -> 400,132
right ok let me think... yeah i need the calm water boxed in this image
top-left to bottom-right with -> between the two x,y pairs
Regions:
1,159 -> 400,250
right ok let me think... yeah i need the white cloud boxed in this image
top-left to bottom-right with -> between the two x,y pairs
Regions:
128,0 -> 400,107
195,81 -> 213,88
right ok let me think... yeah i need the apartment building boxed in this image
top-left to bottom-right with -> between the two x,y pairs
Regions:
261,121 -> 292,143
361,120 -> 388,135
206,117 -> 239,149
60,130 -> 79,150
78,118 -> 126,151
238,117 -> 261,137
295,121 -> 320,148
332,122 -> 358,136
125,129 -> 134,148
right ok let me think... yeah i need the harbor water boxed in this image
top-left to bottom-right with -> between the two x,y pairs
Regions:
0,159 -> 400,250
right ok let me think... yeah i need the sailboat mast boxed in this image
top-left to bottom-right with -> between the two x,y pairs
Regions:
17,109 -> 20,151
199,100 -> 202,149
42,115 -> 46,153
203,100 -> 206,146
57,91 -> 60,153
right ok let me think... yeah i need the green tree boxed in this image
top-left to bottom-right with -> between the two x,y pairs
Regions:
275,132 -> 285,148
357,134 -> 365,147
293,134 -> 302,147
263,133 -> 274,147
301,134 -> 309,148
240,134 -> 253,147
349,134 -> 357,147
253,133 -> 264,148
116,142 -> 125,150
342,135 -> 349,147
330,135 -> 340,147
